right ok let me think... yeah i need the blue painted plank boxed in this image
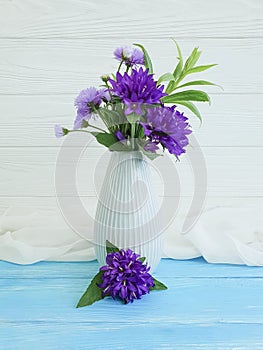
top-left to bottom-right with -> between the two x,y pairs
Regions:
0,323 -> 263,350
1,276 -> 263,323
1,258 -> 263,278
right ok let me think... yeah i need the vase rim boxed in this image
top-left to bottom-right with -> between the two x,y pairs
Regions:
109,150 -> 145,160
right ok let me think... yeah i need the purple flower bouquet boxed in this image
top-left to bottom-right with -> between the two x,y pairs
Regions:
55,41 -> 217,159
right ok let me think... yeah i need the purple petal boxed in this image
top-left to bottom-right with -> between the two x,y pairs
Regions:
144,141 -> 159,153
54,125 -> 67,138
113,46 -> 144,66
115,130 -> 126,142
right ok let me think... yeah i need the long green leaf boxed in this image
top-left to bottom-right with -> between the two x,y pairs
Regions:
76,271 -> 104,308
176,80 -> 219,90
189,49 -> 202,68
176,101 -> 202,122
162,90 -> 210,103
172,40 -> 183,81
166,40 -> 183,94
166,81 -> 176,95
133,43 -> 153,74
157,72 -> 175,85
183,47 -> 202,71
186,64 -> 217,74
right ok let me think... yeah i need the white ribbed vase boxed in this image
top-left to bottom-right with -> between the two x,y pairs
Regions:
94,151 -> 162,271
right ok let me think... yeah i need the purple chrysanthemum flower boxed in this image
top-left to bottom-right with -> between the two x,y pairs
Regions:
141,106 -> 192,157
114,46 -> 144,66
74,87 -> 109,129
54,124 -> 68,138
109,67 -> 167,115
97,249 -> 154,304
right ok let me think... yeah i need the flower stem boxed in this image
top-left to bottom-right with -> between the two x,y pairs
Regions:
68,129 -> 91,134
117,60 -> 123,72
87,123 -> 106,132
68,124 -> 106,134
131,123 -> 135,150
97,109 -> 110,130
105,81 -> 113,100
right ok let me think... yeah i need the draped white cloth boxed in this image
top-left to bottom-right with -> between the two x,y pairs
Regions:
1,207 -> 263,265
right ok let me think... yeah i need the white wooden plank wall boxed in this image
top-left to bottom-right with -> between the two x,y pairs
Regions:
0,0 -> 262,222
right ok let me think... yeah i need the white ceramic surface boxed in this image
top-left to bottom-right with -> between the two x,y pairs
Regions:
94,151 -> 163,271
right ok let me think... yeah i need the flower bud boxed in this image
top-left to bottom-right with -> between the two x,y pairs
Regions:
101,74 -> 110,83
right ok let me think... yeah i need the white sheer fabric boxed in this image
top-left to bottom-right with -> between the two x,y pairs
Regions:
1,207 -> 263,265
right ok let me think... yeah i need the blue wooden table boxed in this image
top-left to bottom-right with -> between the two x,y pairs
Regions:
1,258 -> 263,349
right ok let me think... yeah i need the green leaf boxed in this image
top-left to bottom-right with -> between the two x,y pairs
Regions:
162,90 -> 210,104
157,72 -> 175,85
91,132 -> 118,148
133,43 -> 153,74
172,40 -> 183,81
165,81 -> 176,96
189,49 -> 202,68
166,40 -> 183,94
176,101 -> 202,122
176,80 -> 219,90
76,271 -> 104,308
138,257 -> 146,263
91,131 -> 130,151
106,240 -> 120,255
186,64 -> 217,74
183,47 -> 202,71
150,277 -> 168,291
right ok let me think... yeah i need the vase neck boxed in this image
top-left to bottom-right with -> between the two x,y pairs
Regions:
110,150 -> 144,162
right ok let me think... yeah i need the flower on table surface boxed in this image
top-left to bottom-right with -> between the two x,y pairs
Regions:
114,46 -> 144,67
97,249 -> 154,304
108,67 -> 167,115
141,106 -> 192,157
54,124 -> 68,138
74,87 -> 109,129
76,241 -> 167,308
